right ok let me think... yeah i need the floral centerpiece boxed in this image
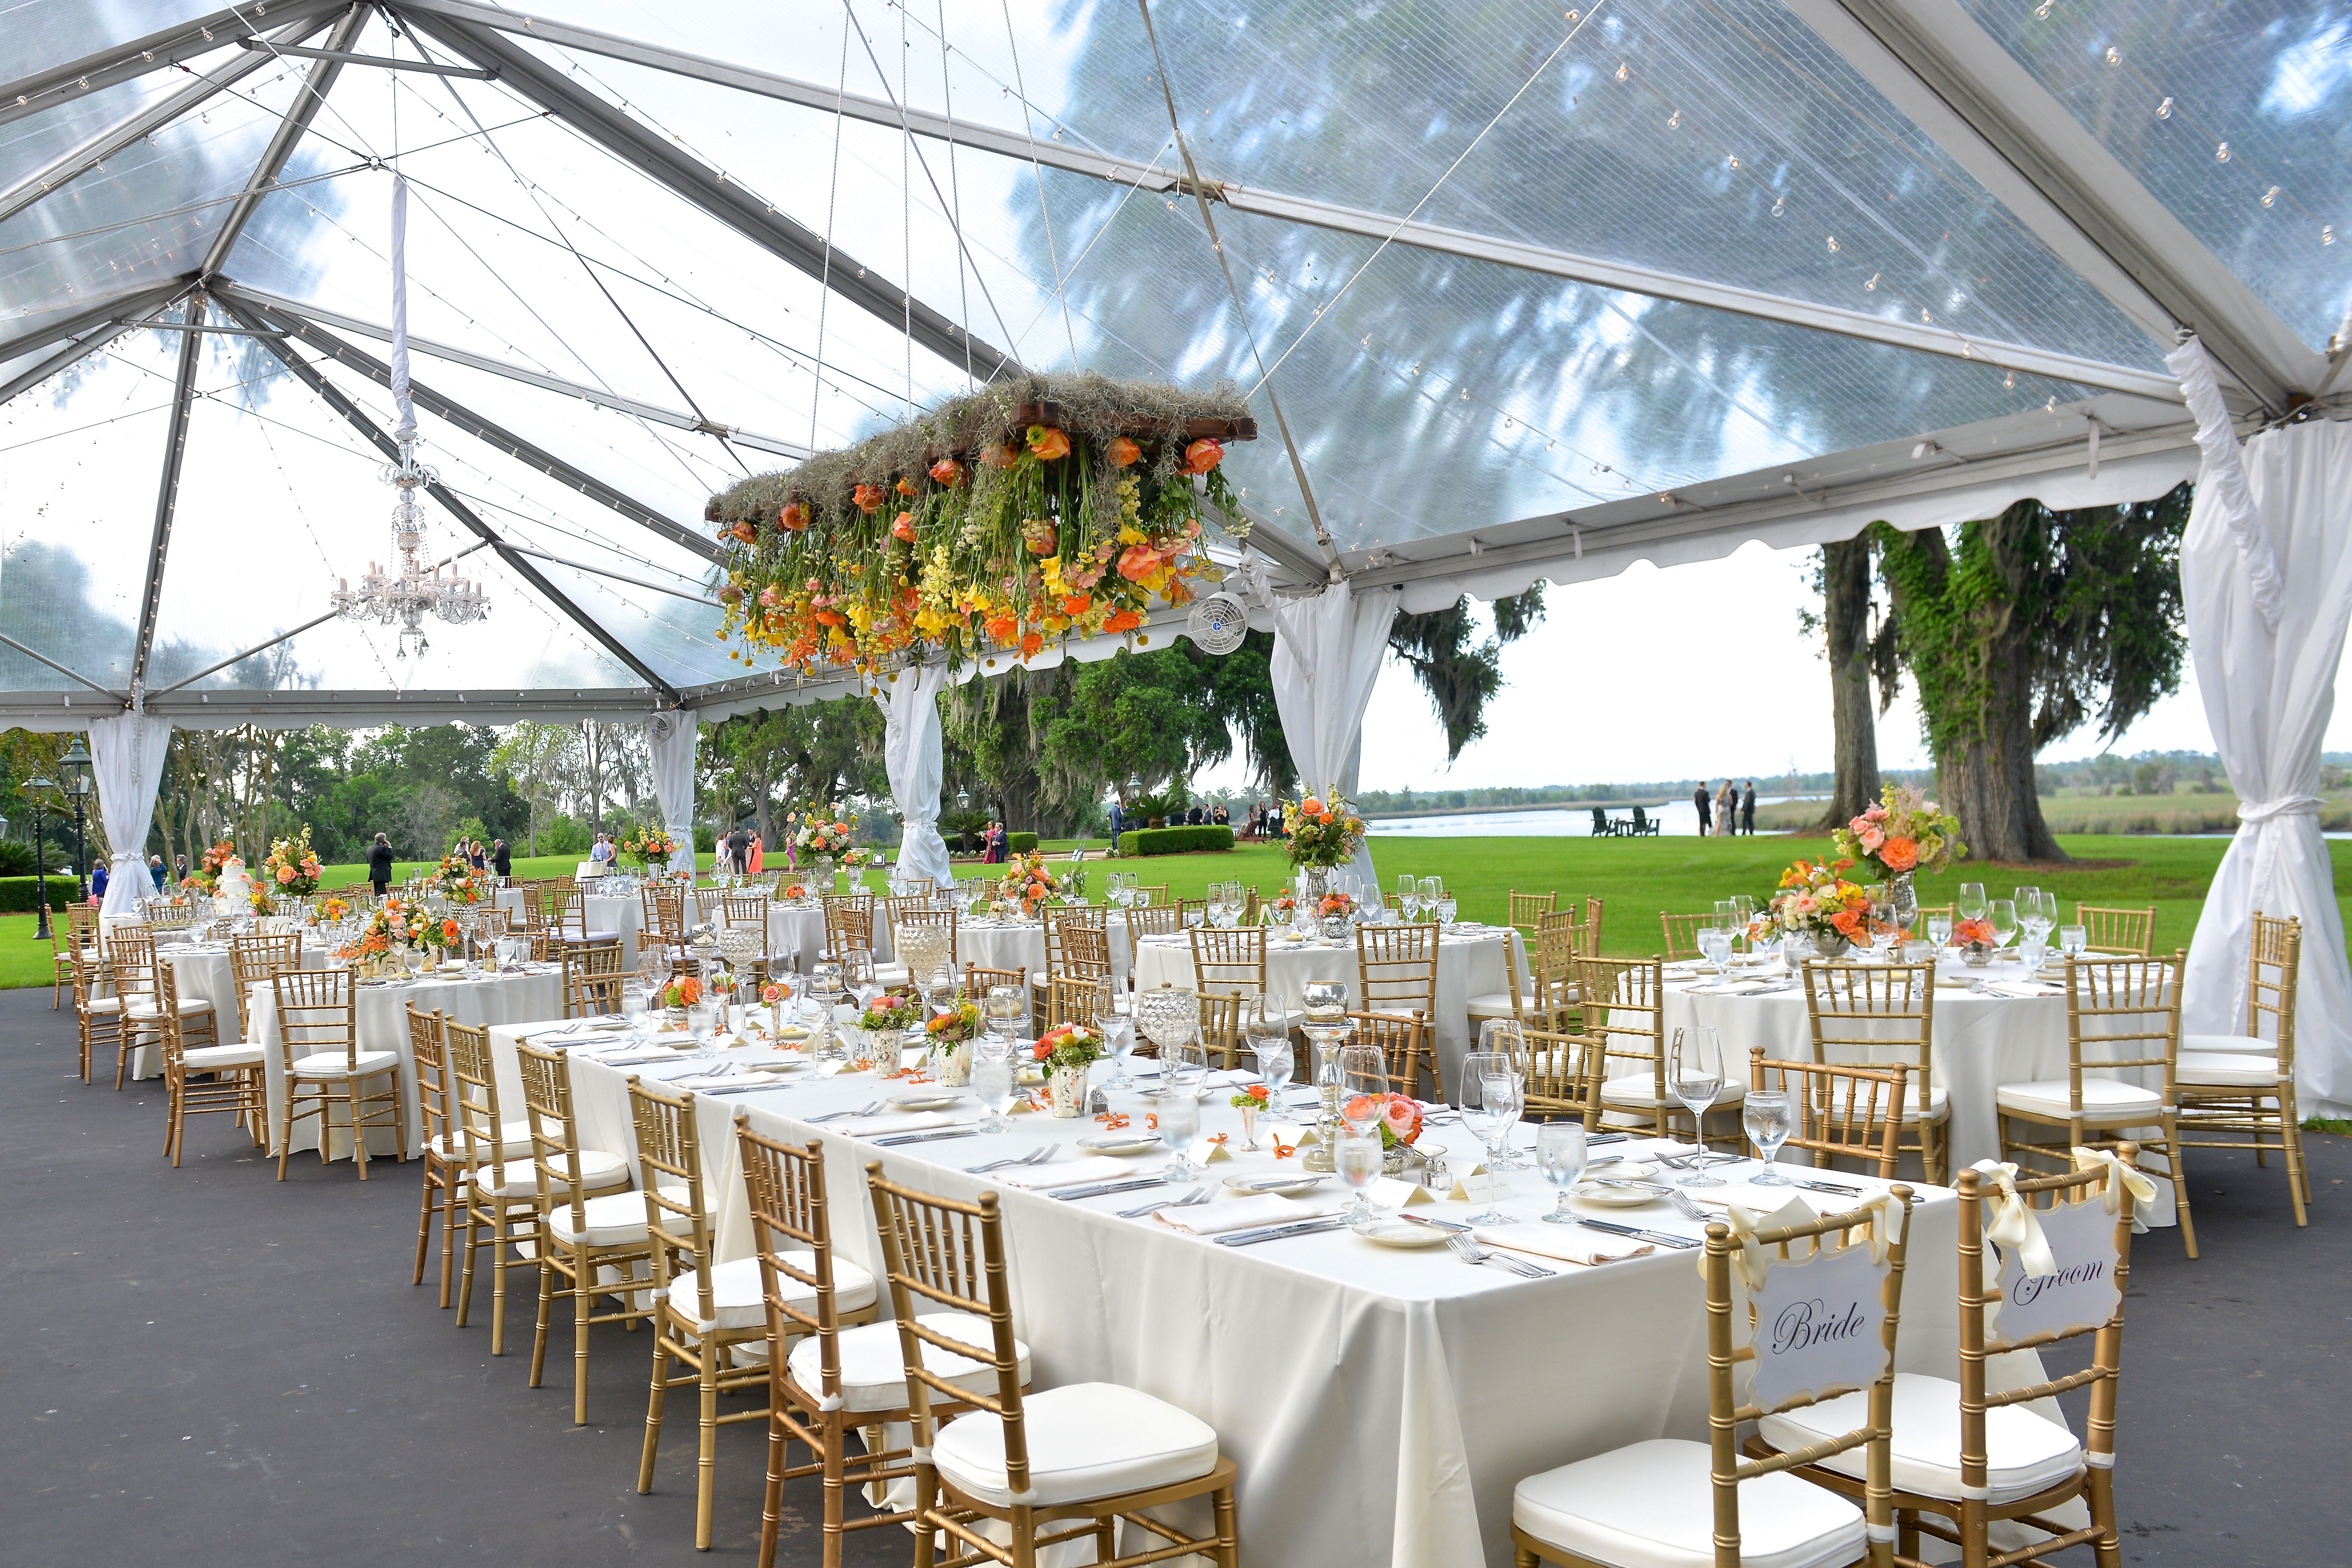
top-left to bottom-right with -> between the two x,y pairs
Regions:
617,824 -> 679,872
859,987 -> 924,1034
1342,1091 -> 1426,1171
759,980 -> 792,1038
659,973 -> 703,1025
788,803 -> 857,859
434,851 -> 488,904
247,882 -> 276,918
777,879 -> 811,904
1282,791 -> 1367,871
316,896 -> 352,926
925,997 -> 984,1085
996,851 -> 1057,919
1766,857 -> 1872,956
1033,1022 -> 1104,1117
181,838 -> 238,896
705,374 -> 1254,676
1953,916 -> 1999,966
1229,1081 -> 1271,1147
1832,782 -> 1964,931
261,828 -> 322,898
335,895 -> 430,971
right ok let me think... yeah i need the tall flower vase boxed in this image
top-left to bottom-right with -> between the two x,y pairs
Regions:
1300,866 -> 1330,909
935,1044 -> 973,1087
811,854 -> 836,892
1885,870 -> 1918,935
1047,1064 -> 1088,1118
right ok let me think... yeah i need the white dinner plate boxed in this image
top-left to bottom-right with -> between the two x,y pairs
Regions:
1570,1180 -> 1670,1208
1224,1173 -> 1325,1197
889,1089 -> 967,1111
1359,1219 -> 1448,1249
1078,1132 -> 1162,1155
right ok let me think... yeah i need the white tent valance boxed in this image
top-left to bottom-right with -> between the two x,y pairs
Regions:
645,712 -> 699,875
875,663 -> 956,890
88,708 -> 172,918
1268,579 -> 1399,888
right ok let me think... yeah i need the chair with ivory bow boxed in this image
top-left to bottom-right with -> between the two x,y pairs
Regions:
865,1162 -> 1241,1568
1996,954 -> 2195,1255
1750,1150 -> 2145,1568
1511,1186 -> 1915,1568
739,1120 -> 998,1568
2175,913 -> 2308,1230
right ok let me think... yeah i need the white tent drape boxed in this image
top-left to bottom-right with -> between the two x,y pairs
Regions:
89,709 -> 172,918
1269,579 -> 1399,889
645,713 -> 699,874
2169,338 -> 2352,1116
874,662 -> 956,889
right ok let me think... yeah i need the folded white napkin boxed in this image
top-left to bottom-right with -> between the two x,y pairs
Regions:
995,1155 -> 1136,1190
831,1108 -> 983,1137
1156,1191 -> 1347,1234
1472,1222 -> 1652,1265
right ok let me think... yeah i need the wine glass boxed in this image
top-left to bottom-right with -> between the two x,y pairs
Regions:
983,984 -> 1027,1050
1987,898 -> 2020,955
1715,899 -> 1741,955
1436,891 -> 1458,927
1244,996 -> 1292,1103
1537,1120 -> 1587,1224
1669,1025 -> 1726,1186
1743,1089 -> 1793,1185
1867,893 -> 1902,958
973,1046 -> 1016,1134
1163,1033 -> 1209,1103
1458,1052 -> 1519,1224
1155,1086 -> 1201,1177
1695,922 -> 1734,983
1340,1043 -> 1388,1126
1475,1019 -> 1528,1166
1334,1127 -> 1385,1228
1956,882 -> 1987,922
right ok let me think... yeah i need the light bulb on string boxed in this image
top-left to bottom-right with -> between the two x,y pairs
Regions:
2262,186 -> 2280,207
2105,47 -> 2121,65
2215,141 -> 2230,162
2004,371 -> 2016,389
1667,109 -> 1680,129
2157,97 -> 2174,119
1615,62 -> 1628,81
1771,194 -> 1785,216
1827,236 -> 1840,252
1865,273 -> 1879,290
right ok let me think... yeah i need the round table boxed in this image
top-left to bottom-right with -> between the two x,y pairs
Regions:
1130,922 -> 1522,1094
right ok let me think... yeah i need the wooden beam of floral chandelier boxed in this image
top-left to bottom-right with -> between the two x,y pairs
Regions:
703,374 -> 1257,676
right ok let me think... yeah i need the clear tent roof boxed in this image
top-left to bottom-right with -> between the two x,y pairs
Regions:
1,0 -> 2345,720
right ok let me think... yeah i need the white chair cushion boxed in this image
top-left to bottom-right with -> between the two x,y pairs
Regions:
1465,991 -> 1534,1017
289,1049 -> 402,1080
1758,1373 -> 2082,1506
126,996 -> 213,1018
1601,1079 -> 1746,1110
671,1253 -> 877,1332
1994,1077 -> 2163,1123
83,996 -> 126,1014
2175,1052 -> 2285,1089
472,1149 -> 631,1197
931,1382 -> 1218,1509
428,1120 -> 536,1160
181,1044 -> 263,1071
548,1185 -> 692,1247
2185,1030 -> 2275,1058
1513,1438 -> 1864,1568
787,1312 -> 1032,1414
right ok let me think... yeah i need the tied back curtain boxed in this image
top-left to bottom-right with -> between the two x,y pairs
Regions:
873,663 -> 955,889
89,710 -> 172,918
1269,580 -> 1400,889
645,713 -> 699,874
2170,340 -> 2352,1114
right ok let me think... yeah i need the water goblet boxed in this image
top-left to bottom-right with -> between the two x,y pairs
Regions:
1335,1128 -> 1385,1228
973,1046 -> 1016,1134
1458,1053 -> 1519,1223
2059,923 -> 2088,961
1743,1089 -> 1793,1184
1988,898 -> 2019,954
1695,922 -> 1734,983
984,983 -> 1028,1049
1435,893 -> 1457,926
1926,913 -> 1954,949
1669,1025 -> 1726,1186
1956,882 -> 1987,922
1537,1121 -> 1588,1223
1155,1087 -> 1201,1176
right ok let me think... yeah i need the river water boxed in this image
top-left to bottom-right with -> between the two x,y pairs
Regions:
1366,797 -> 1819,838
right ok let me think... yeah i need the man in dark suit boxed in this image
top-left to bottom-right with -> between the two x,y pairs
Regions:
1740,782 -> 1757,834
1693,783 -> 1713,836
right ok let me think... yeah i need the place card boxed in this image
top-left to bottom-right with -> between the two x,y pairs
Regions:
1185,1136 -> 1234,1166
1449,1169 -> 1506,1206
1266,1122 -> 1320,1148
1367,1176 -> 1435,1210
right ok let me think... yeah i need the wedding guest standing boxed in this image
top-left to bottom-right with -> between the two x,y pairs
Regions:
492,838 -> 512,878
1714,780 -> 1735,837
368,832 -> 394,896
747,834 -> 764,875
1740,781 -> 1757,835
149,854 -> 166,892
1693,782 -> 1713,836
90,863 -> 109,904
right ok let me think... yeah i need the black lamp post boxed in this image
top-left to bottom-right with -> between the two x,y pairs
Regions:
954,788 -> 972,855
59,737 -> 93,903
17,781 -> 59,940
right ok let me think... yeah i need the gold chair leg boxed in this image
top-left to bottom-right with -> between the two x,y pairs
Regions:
350,1080 -> 369,1179
529,1244 -> 556,1388
489,1215 -> 509,1356
276,1083 -> 298,1180
2160,1113 -> 2197,1259
639,1336 -> 670,1494
413,1169 -> 437,1286
440,1179 -> 460,1308
573,1253 -> 594,1425
696,1348 -> 720,1549
759,1403 -> 788,1568
1214,1482 -> 1240,1568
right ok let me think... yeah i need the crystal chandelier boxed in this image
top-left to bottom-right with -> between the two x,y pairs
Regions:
330,437 -> 489,659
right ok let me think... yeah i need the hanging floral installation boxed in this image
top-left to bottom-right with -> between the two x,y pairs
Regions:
704,374 -> 1255,673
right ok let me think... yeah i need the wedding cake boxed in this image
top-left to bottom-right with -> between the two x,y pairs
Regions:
213,857 -> 253,914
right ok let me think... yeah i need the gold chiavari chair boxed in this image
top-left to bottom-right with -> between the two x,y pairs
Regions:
2177,916 -> 2308,1227
1059,920 -> 1114,984
1123,903 -> 1185,945
1585,956 -> 1742,1143
549,881 -> 622,950
1802,960 -> 1947,1185
518,1039 -> 659,1424
1512,1188 -> 1914,1568
1507,889 -> 1558,936
50,912 -> 77,1008
822,897 -> 874,963
1189,925 -> 1267,1002
1046,974 -> 1105,1033
272,966 -> 405,1181
1997,954 -> 2196,1253
1469,907 -> 1584,1033
230,931 -> 303,1043
642,882 -> 688,960
1748,1049 -> 1909,1179
562,940 -> 628,1018
1356,921 -> 1440,1023
632,1077 -> 779,1550
1753,1154 -> 2138,1568
863,1163 -> 1243,1568
1132,883 -> 1170,906
408,1006 -> 464,1306
2077,903 -> 2157,958
1346,1009 -> 1435,1099
1657,910 -> 1711,960
1197,990 -> 1247,1071
965,964 -> 1028,1002
70,947 -> 123,1086
739,1120 -> 955,1568
104,923 -> 165,1089
157,957 -> 260,1165
1517,1027 -> 1603,1126
884,893 -> 932,935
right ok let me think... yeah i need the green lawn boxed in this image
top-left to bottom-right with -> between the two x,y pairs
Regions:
10,834 -> 2346,988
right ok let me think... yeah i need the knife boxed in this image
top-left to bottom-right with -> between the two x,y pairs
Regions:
1213,1217 -> 1351,1247
872,1129 -> 980,1147
1575,1217 -> 1701,1250
694,1082 -> 780,1097
1796,1179 -> 1864,1196
1049,1177 -> 1170,1201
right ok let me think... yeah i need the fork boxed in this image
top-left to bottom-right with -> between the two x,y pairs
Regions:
966,1143 -> 1058,1175
1664,1187 -> 1713,1224
1444,1230 -> 1553,1278
1120,1185 -> 1213,1218
808,1100 -> 884,1123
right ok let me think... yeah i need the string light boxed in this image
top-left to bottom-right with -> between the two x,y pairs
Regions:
2157,97 -> 2174,119
2215,141 -> 2230,162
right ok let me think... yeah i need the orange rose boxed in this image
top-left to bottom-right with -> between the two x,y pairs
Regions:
725,520 -> 757,545
929,457 -> 965,487
1026,424 -> 1071,461
1061,594 -> 1092,616
1300,796 -> 1324,816
979,444 -> 1017,470
891,511 -> 918,542
1878,836 -> 1919,872
1103,609 -> 1143,633
895,477 -> 917,497
1117,543 -> 1161,582
851,483 -> 886,513
778,501 -> 810,532
1182,437 -> 1224,474
1831,909 -> 1864,937
1106,436 -> 1142,467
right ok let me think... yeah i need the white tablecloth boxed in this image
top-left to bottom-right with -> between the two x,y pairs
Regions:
251,966 -> 564,1161
468,1028 -> 2014,1568
951,917 -> 1134,987
1131,924 -> 1522,1093
493,889 -> 644,964
765,903 -> 827,972
125,940 -> 328,1078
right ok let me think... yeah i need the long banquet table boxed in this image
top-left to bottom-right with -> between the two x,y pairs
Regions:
468,1016 -> 2057,1567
